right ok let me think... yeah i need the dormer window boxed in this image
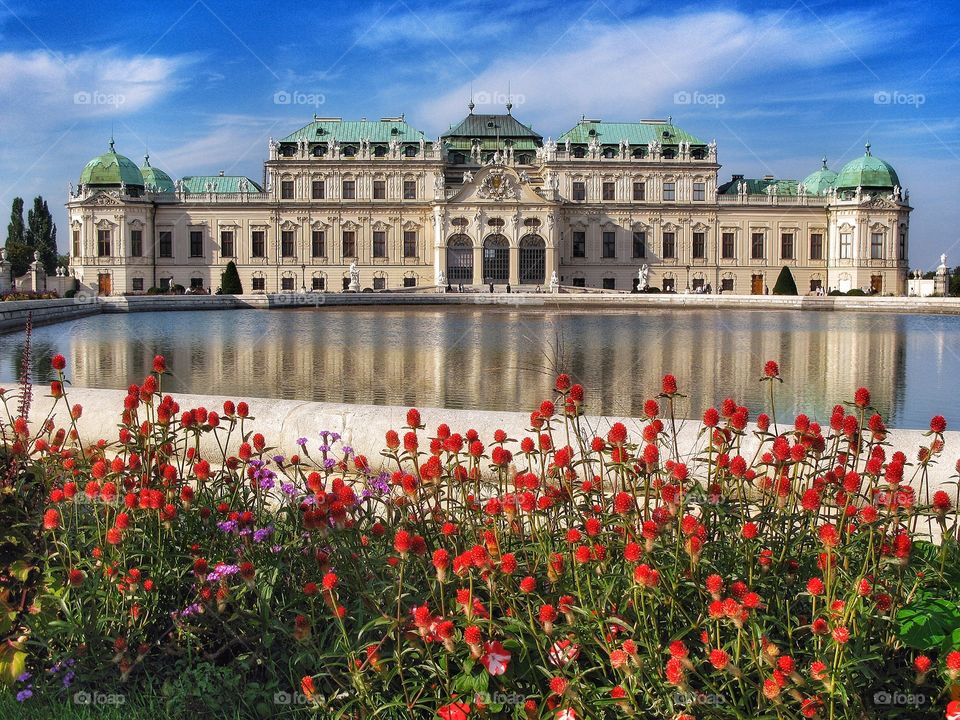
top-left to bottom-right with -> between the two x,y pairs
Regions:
662,148 -> 676,159
602,147 -> 616,159
633,147 -> 646,158
374,145 -> 387,157
573,147 -> 586,158
404,145 -> 417,157
342,146 -> 356,157
281,145 -> 295,157
313,144 -> 327,157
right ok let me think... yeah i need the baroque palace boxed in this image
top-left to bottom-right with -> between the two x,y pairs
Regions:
67,105 -> 911,295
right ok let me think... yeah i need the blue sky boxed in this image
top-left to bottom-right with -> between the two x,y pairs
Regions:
1,0 -> 958,268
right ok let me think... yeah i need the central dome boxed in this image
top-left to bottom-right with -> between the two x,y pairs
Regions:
140,153 -> 175,192
835,144 -> 899,189
79,140 -> 145,188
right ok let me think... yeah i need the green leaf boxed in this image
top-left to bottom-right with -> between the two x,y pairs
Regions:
8,560 -> 32,581
0,644 -> 27,686
896,595 -> 960,650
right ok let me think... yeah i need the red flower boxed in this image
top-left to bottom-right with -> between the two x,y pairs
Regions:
931,415 -> 947,433
43,508 -> 60,530
394,530 -> 412,555
807,577 -> 825,596
438,702 -> 471,720
709,648 -> 729,670
106,527 -> 122,545
555,373 -> 571,391
406,408 -> 421,428
947,651 -> 960,677
914,655 -> 932,673
463,625 -> 482,646
321,572 -> 337,591
51,354 -> 66,370
153,355 -> 166,374
854,387 -> 870,408
661,374 -> 678,395
763,360 -> 779,378
831,626 -> 850,644
549,676 -> 568,696
607,422 -> 627,446
68,569 -> 85,586
519,576 -> 536,593
479,640 -> 511,675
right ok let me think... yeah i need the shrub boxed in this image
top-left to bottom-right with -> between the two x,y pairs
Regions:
3,358 -> 960,719
772,266 -> 798,295
219,261 -> 243,295
828,289 -> 844,296
847,289 -> 867,296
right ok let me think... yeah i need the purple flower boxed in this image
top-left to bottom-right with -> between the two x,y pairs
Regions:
296,437 -> 308,447
179,603 -> 203,617
280,483 -> 296,496
62,671 -> 75,688
16,672 -> 31,683
318,444 -> 331,454
217,520 -> 238,534
323,458 -> 336,470
253,526 -> 275,543
341,445 -> 354,457
16,689 -> 32,702
271,544 -> 282,554
272,454 -> 285,464
329,432 -> 342,442
207,563 -> 240,582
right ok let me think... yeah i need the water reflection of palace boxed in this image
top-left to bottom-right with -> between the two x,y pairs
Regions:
42,308 -> 908,426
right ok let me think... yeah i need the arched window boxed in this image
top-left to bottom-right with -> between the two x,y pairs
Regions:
373,145 -> 387,157
312,144 -> 327,157
633,147 -> 646,158
573,147 -> 586,158
342,146 -> 356,157
446,234 -> 473,283
482,234 -> 509,284
404,145 -> 417,157
519,235 -> 546,285
602,147 -> 616,159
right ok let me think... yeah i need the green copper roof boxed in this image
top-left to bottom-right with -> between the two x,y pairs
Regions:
79,141 -> 145,187
140,154 -> 176,193
802,159 -> 838,196
717,177 -> 801,196
444,138 -> 541,152
180,176 -> 264,194
835,144 -> 899,189
280,118 -> 427,144
442,113 -> 542,141
557,120 -> 704,146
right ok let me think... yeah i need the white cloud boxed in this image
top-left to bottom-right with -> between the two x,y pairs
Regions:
416,9 -> 904,134
0,49 -> 194,131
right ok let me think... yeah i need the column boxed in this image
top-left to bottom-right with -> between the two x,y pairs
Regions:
433,206 -> 444,285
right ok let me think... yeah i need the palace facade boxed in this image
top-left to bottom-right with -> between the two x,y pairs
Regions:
67,107 -> 911,295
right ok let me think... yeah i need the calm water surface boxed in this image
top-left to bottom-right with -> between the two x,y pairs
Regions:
2,306 -> 958,429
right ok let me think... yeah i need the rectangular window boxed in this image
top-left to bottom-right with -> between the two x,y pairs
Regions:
781,233 -> 794,260
311,180 -> 325,199
251,231 -> 265,258
572,277 -> 586,287
72,229 -> 80,257
252,276 -> 265,291
632,182 -> 646,201
662,232 -> 676,259
572,181 -> 586,201
373,231 -> 387,258
403,230 -> 417,258
632,231 -> 646,259
159,277 -> 170,291
751,232 -> 765,260
130,229 -> 142,257
132,277 -> 144,292
403,277 -> 416,288
96,229 -> 111,257
662,182 -> 676,201
840,232 -> 852,259
810,233 -> 824,260
342,278 -> 351,291
220,231 -> 234,258
572,231 -> 586,258
373,277 -> 386,290
871,232 -> 884,259
159,231 -> 172,258
692,231 -> 706,259
342,180 -> 355,199
899,231 -> 906,258
602,181 -> 615,201
281,230 -> 295,257
190,231 -> 203,258
373,180 -> 386,199
342,231 -> 356,257
602,231 -> 616,258
191,277 -> 204,290
663,277 -> 675,292
281,180 -> 294,199
403,180 -> 417,199
602,278 -> 615,290
311,276 -> 325,291
722,232 -> 735,259
721,278 -> 734,292
693,182 -> 705,202
281,277 -> 294,291
311,230 -> 325,257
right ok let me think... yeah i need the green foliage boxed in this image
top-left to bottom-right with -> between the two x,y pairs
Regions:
25,198 -> 57,276
771,266 -> 798,295
847,288 -> 867,296
896,595 -> 960,650
219,261 -> 243,294
5,198 -> 31,278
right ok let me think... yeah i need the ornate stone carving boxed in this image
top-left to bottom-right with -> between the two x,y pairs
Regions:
476,168 -> 518,201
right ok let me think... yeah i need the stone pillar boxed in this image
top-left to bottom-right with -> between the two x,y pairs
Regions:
935,254 -> 950,296
432,206 -> 444,287
472,245 -> 483,286
508,245 -> 520,287
30,251 -> 45,292
0,248 -> 10,293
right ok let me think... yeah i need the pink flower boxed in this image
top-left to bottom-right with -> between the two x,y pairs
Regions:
556,710 -> 577,720
479,640 -> 511,676
548,639 -> 580,667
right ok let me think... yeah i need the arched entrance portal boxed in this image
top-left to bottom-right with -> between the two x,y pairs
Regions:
446,234 -> 473,283
518,235 -> 546,285
483,234 -> 509,283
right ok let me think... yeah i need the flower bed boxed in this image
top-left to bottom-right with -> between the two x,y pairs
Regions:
2,356 -> 960,719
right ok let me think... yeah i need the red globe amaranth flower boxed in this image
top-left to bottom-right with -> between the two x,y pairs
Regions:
52,354 -> 66,370
153,355 -> 167,374
763,360 -> 779,378
661,374 -> 678,396
854,387 -> 870,408
43,508 -> 60,530
709,648 -> 730,670
931,415 -> 947,433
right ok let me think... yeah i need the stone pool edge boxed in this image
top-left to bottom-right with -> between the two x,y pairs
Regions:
4,292 -> 960,334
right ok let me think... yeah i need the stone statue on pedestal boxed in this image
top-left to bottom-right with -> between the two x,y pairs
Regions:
348,261 -> 360,292
638,264 -> 650,291
549,271 -> 559,294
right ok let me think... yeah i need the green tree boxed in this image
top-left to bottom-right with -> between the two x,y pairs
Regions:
220,261 -> 243,294
950,266 -> 960,297
772,266 -> 798,295
25,196 -> 58,275
5,197 -> 31,278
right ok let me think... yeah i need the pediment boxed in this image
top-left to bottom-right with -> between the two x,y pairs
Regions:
82,191 -> 122,207
861,197 -> 899,210
447,164 -> 552,204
